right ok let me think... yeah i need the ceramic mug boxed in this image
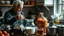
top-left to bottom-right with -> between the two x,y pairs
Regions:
5,1 -> 10,5
25,27 -> 37,34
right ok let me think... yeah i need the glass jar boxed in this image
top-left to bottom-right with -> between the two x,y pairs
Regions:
5,0 -> 10,5
0,0 -> 5,4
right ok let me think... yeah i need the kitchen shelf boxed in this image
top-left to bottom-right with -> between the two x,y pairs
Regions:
0,4 -> 12,7
0,4 -> 34,7
24,5 -> 34,7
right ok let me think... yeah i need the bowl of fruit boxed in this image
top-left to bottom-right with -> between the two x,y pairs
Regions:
0,30 -> 10,36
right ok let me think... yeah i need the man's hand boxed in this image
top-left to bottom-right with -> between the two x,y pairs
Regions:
15,14 -> 24,20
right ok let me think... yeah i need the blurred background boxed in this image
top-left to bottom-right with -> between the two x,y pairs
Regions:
0,0 -> 64,36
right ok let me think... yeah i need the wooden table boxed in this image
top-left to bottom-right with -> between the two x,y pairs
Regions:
13,34 -> 46,36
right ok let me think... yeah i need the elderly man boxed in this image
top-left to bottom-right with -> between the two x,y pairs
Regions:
4,0 -> 25,24
4,0 -> 26,34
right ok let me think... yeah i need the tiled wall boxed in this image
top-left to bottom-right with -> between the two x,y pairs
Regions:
35,6 -> 53,19
0,7 -> 12,19
0,6 -> 36,18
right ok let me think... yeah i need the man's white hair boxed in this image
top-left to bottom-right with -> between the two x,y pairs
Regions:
13,0 -> 24,8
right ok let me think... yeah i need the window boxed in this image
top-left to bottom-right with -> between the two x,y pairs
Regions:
54,0 -> 64,19
44,0 -> 53,6
61,0 -> 64,19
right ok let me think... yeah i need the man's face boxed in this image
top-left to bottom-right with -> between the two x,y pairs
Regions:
14,4 -> 23,13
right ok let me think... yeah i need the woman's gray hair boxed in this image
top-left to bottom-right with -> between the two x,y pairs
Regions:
12,0 -> 24,8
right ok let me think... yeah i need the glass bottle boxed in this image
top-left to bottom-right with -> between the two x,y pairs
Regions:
27,0 -> 30,5
31,0 -> 35,5
5,0 -> 10,5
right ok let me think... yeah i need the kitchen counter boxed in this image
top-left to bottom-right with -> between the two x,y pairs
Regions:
12,34 -> 64,36
13,34 -> 46,36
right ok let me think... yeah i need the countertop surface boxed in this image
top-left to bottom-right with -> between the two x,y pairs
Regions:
13,34 -> 46,36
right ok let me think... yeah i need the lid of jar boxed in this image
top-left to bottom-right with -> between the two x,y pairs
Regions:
25,27 -> 37,29
58,25 -> 64,27
49,25 -> 57,28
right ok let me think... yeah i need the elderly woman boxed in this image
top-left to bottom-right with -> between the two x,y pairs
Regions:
34,12 -> 48,35
4,0 -> 26,34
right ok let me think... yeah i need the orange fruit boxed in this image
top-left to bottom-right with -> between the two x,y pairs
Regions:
0,30 -> 2,34
7,33 -> 10,36
3,31 -> 7,35
0,34 -> 4,36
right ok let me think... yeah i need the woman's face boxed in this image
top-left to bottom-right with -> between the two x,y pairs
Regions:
14,4 -> 23,13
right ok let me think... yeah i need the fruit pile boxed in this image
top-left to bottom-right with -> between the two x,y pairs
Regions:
0,30 -> 10,36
